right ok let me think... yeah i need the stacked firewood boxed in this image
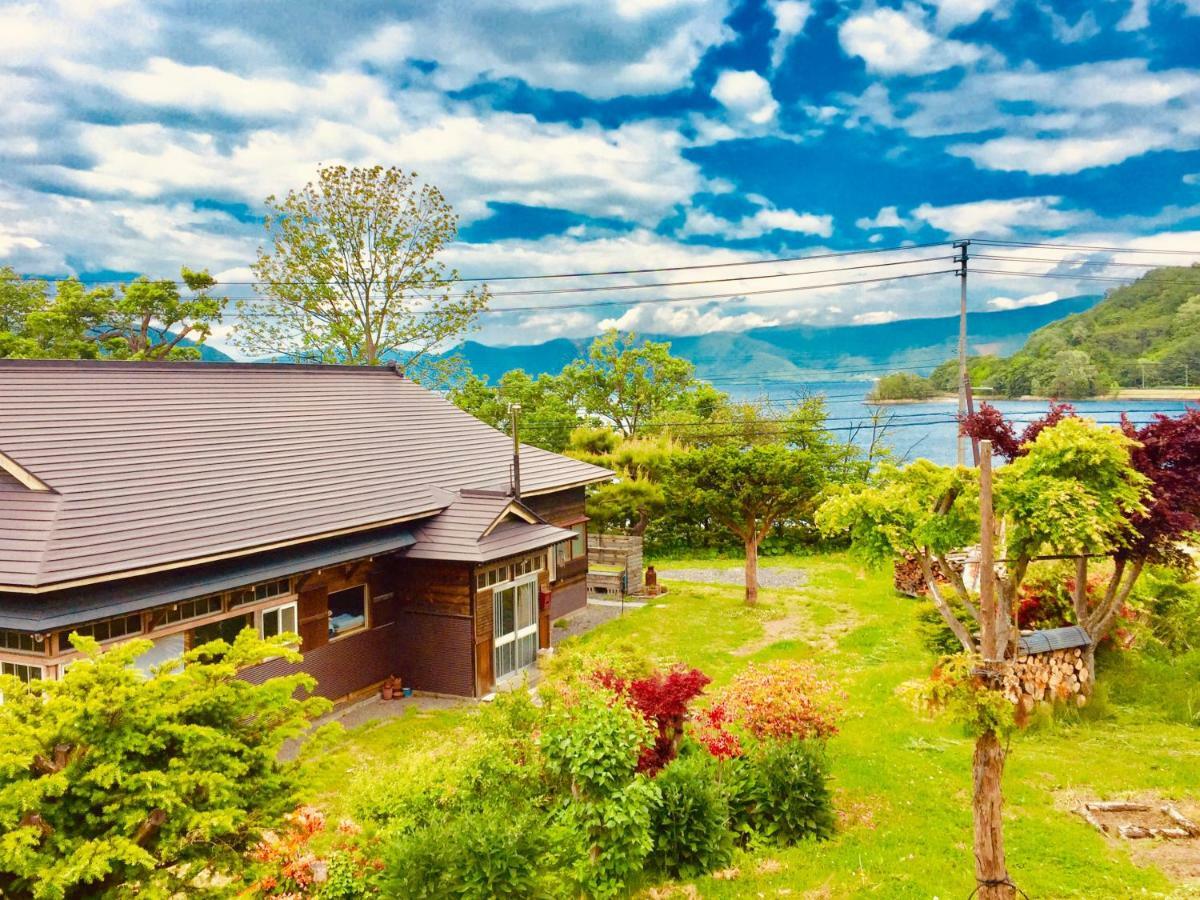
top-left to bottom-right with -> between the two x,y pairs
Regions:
893,554 -> 963,597
1001,647 -> 1089,710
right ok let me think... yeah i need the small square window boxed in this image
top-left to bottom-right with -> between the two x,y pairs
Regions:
261,602 -> 298,639
328,585 -> 367,638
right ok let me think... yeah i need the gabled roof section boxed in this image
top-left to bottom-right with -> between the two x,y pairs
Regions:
404,491 -> 576,563
0,450 -> 52,492
0,360 -> 612,590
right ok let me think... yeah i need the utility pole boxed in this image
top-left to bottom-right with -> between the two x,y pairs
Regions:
510,403 -> 522,499
955,239 -> 972,466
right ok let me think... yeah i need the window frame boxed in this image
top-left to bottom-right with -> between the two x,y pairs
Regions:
0,660 -> 44,684
327,584 -> 369,641
259,601 -> 299,640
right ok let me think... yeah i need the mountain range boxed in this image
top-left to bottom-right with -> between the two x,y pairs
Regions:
448,295 -> 1101,392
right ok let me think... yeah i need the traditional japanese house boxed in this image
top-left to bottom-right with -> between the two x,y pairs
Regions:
0,359 -> 610,700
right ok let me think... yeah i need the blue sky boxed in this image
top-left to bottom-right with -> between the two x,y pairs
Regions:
2,0 -> 1199,347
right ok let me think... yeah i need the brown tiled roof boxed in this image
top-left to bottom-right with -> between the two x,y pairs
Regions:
403,490 -> 575,563
0,360 -> 611,590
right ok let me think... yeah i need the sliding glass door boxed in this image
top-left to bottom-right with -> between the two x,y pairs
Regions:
493,576 -> 539,681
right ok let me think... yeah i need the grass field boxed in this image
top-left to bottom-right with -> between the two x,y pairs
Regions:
298,553 -> 1200,898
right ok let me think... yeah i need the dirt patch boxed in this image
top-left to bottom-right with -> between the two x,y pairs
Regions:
658,566 -> 808,589
551,602 -> 628,642
1060,792 -> 1200,884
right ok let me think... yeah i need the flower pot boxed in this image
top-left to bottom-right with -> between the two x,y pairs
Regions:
381,686 -> 394,700
402,686 -> 413,697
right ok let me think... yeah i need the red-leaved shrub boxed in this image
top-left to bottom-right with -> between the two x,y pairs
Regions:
595,665 -> 711,773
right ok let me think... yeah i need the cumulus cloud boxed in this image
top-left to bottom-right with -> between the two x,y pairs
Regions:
597,302 -> 781,335
768,0 -> 812,69
855,59 -> 1200,175
987,290 -> 1059,310
711,70 -> 779,124
911,196 -> 1085,237
930,0 -> 1005,30
839,6 -> 987,75
855,206 -> 905,230
682,198 -> 833,239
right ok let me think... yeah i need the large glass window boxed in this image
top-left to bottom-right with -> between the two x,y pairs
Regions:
328,585 -> 367,638
161,595 -> 223,626
60,613 -> 142,646
189,613 -> 253,649
261,602 -> 298,639
0,630 -> 39,654
135,634 -> 185,677
493,576 -> 539,681
0,661 -> 43,683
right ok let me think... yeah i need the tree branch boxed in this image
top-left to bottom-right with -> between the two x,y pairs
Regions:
918,551 -> 977,653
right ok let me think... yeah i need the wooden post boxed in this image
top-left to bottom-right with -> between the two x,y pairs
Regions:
979,440 -> 997,660
973,439 -> 1015,900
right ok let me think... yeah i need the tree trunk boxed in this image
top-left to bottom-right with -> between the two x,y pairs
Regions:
973,727 -> 1014,899
744,535 -> 758,606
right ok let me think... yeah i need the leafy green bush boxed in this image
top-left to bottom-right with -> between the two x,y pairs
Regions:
648,750 -> 732,877
914,599 -> 972,655
1135,565 -> 1200,653
726,739 -> 834,846
382,804 -> 554,899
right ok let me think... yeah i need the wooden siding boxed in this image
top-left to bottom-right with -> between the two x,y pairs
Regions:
241,622 -> 400,702
523,487 -> 586,527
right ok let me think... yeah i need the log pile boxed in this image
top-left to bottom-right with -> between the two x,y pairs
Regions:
893,554 -> 961,596
1001,647 -> 1089,711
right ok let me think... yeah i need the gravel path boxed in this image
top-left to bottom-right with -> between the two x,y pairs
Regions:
551,602 -> 630,641
656,566 -> 808,589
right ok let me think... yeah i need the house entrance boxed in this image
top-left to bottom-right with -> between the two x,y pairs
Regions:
493,575 -> 539,680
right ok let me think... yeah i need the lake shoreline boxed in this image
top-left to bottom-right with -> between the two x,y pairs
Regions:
868,389 -> 1199,405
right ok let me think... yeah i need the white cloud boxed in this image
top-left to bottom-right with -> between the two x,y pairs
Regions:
911,196 -> 1085,237
951,131 -> 1172,175
711,70 -> 779,124
682,199 -> 833,239
1185,173 -> 1200,185
987,290 -> 1059,310
855,59 -> 1200,175
853,310 -> 899,325
855,206 -> 905,229
344,1 -> 734,99
597,303 -> 780,335
768,0 -> 812,69
1118,0 -> 1151,29
930,0 -> 1004,30
839,6 -> 987,75
1039,4 -> 1100,43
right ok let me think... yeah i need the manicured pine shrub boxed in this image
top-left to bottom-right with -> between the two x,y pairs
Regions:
648,749 -> 733,877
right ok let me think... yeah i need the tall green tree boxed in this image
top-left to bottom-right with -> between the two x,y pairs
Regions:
665,398 -> 836,605
0,267 -> 225,361
0,632 -> 329,899
560,330 -> 725,437
237,165 -> 489,378
450,369 -> 580,452
567,427 -> 678,535
818,417 -> 1148,900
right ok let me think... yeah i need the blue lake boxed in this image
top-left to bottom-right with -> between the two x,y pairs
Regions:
742,381 -> 1200,466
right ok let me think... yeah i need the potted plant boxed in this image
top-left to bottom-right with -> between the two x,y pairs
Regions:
381,675 -> 400,700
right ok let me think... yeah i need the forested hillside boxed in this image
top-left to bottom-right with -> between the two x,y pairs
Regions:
929,266 -> 1200,397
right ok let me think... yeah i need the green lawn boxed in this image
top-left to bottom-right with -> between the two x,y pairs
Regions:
297,553 -> 1200,898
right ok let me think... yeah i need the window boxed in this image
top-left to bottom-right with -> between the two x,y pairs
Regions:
229,578 -> 293,608
1,661 -> 43,683
135,634 -> 185,677
160,595 -> 223,626
190,613 -> 253,649
557,523 -> 587,565
0,630 -> 40,654
60,613 -> 142,646
261,602 -> 298,639
328,585 -> 367,638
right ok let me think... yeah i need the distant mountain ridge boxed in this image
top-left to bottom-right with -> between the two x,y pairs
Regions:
449,295 -> 1101,390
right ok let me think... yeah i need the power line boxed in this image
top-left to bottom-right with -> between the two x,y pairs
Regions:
227,267 -> 957,316
973,269 -> 1200,286
973,239 -> 1200,256
21,241 -> 954,286
972,254 -> 1199,269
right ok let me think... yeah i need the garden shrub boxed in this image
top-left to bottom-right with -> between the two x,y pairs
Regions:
249,806 -> 384,899
719,660 -> 842,742
648,749 -> 732,877
1135,565 -> 1200,653
382,803 -> 555,899
725,739 -> 835,846
595,664 -> 711,773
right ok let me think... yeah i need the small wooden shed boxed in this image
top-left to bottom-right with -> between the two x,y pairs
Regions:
586,533 -> 644,599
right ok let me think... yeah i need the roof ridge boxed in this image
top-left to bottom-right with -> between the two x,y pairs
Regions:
0,359 -> 408,376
